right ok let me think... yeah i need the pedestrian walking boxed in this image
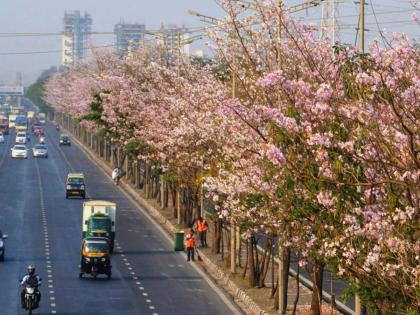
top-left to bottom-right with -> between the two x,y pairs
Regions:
196,216 -> 208,247
112,167 -> 121,185
185,229 -> 196,262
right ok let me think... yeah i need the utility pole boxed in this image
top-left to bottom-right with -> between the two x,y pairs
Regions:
276,1 -> 288,314
359,0 -> 365,52
230,56 -> 237,274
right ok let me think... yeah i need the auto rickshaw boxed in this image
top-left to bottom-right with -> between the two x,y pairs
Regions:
79,237 -> 112,280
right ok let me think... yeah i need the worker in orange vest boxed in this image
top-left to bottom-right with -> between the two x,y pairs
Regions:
196,216 -> 208,248
185,229 -> 196,262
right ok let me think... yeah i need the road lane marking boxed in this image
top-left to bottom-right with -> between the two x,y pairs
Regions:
35,159 -> 58,314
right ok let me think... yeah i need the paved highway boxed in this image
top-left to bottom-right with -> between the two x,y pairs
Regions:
0,124 -> 241,315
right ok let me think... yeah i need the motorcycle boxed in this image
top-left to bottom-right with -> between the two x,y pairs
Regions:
21,284 -> 40,314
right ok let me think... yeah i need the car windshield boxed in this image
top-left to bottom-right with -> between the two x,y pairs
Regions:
91,219 -> 109,231
35,145 -> 47,150
17,133 -> 25,137
14,146 -> 26,150
68,177 -> 83,185
60,136 -> 69,140
84,241 -> 108,253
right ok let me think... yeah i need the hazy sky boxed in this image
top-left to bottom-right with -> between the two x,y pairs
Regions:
0,0 -> 418,85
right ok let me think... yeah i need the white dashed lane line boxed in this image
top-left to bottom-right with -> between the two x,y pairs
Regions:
35,160 -> 57,314
114,240 -> 158,315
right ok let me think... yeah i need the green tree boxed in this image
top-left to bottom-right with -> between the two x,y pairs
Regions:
26,66 -> 57,113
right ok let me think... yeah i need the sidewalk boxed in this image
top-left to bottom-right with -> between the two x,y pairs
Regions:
64,124 -> 342,315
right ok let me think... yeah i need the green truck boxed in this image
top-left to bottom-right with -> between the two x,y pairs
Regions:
82,200 -> 116,252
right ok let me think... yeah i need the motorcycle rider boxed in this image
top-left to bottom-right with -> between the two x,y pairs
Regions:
20,265 -> 42,307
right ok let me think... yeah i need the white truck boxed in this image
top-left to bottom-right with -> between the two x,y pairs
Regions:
82,200 -> 116,252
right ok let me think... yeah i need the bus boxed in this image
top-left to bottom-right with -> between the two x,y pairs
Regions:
15,115 -> 28,132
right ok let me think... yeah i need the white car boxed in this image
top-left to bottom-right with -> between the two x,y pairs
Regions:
11,145 -> 28,159
15,132 -> 27,144
32,144 -> 48,158
0,133 -> 4,144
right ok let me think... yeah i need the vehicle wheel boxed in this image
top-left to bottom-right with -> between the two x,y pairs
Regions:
65,194 -> 68,199
107,271 -> 112,279
82,194 -> 86,199
45,155 -> 48,158
0,254 -> 4,261
79,272 -> 83,279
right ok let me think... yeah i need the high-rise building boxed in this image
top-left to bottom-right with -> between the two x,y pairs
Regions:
158,24 -> 190,57
114,22 -> 146,56
61,11 -> 92,67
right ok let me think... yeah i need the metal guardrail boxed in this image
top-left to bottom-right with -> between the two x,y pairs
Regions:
256,244 -> 355,315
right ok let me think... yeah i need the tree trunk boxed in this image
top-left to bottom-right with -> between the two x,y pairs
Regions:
292,255 -> 300,315
164,182 -> 169,208
274,276 -> 279,310
258,238 -> 273,288
171,183 -> 177,218
248,236 -> 256,287
311,261 -> 325,315
212,218 -> 222,254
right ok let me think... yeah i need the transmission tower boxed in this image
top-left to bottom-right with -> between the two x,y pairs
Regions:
320,0 -> 340,45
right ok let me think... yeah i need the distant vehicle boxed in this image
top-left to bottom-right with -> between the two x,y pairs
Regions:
0,115 -> 9,135
33,127 -> 44,137
38,113 -> 46,125
79,237 -> 112,280
11,145 -> 28,159
66,173 -> 86,199
59,134 -> 71,145
27,111 -> 35,122
32,144 -> 48,158
0,230 -> 8,261
15,115 -> 28,132
0,133 -> 4,144
15,132 -> 27,144
82,200 -> 116,252
8,114 -> 16,128
32,119 -> 41,127
10,106 -> 24,115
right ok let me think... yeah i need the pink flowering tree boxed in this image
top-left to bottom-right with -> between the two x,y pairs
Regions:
205,0 -> 419,313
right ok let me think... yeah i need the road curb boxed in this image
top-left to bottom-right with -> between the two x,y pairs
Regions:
65,128 -> 268,315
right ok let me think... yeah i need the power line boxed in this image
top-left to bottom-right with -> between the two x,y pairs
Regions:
0,44 -> 117,56
0,26 -> 206,38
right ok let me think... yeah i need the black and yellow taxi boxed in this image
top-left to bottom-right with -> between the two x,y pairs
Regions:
65,173 -> 86,199
79,237 -> 112,280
